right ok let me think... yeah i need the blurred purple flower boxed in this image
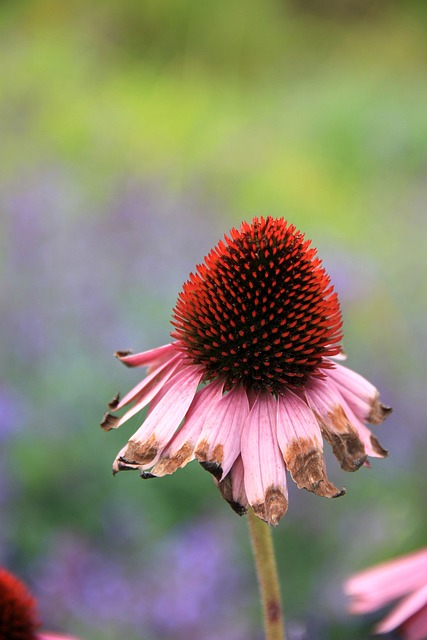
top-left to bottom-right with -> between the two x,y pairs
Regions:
0,385 -> 27,524
0,167 -> 223,362
34,534 -> 146,632
320,245 -> 381,306
34,518 -> 252,639
0,385 -> 27,442
148,520 -> 242,636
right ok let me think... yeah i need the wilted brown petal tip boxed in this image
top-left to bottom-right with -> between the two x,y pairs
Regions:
352,455 -> 368,470
322,426 -> 368,473
368,396 -> 393,425
152,443 -> 194,476
140,471 -> 157,479
108,393 -> 120,410
122,436 -> 159,465
332,486 -> 346,498
114,349 -> 134,365
228,500 -> 247,516
285,439 -> 343,499
218,475 -> 247,516
200,460 -> 223,481
253,487 -> 288,526
195,441 -> 224,465
115,458 -> 142,472
370,435 -> 389,457
100,412 -> 120,431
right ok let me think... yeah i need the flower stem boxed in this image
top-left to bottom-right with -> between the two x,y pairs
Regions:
247,508 -> 285,640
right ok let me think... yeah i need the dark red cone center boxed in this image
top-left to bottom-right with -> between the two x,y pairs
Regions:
172,216 -> 342,394
0,569 -> 40,640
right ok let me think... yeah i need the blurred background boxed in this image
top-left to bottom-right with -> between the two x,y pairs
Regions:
1,1 -> 426,638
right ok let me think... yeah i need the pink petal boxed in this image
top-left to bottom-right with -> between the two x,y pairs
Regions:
241,393 -> 288,526
151,381 -> 224,476
100,355 -> 183,431
218,454 -> 248,516
305,378 -> 367,471
112,359 -> 186,429
114,365 -> 203,470
332,386 -> 388,459
327,363 -> 391,424
230,454 -> 248,508
115,353 -> 181,411
328,362 -> 377,398
115,342 -> 177,368
195,386 -> 250,480
376,584 -> 427,635
345,548 -> 427,615
276,391 -> 344,498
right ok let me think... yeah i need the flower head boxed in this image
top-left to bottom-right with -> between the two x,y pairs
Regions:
102,216 -> 391,525
345,547 -> 427,640
0,567 -> 79,640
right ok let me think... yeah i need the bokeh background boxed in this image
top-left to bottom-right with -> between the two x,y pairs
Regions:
1,1 -> 426,638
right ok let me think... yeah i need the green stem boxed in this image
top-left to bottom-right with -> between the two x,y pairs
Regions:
247,508 -> 285,640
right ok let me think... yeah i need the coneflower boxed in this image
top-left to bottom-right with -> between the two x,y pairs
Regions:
102,215 -> 390,526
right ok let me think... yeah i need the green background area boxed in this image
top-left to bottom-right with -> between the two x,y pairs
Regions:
1,1 -> 426,638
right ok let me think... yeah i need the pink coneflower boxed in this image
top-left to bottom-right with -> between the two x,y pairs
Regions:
101,216 -> 390,526
345,547 -> 427,640
0,567 -> 80,640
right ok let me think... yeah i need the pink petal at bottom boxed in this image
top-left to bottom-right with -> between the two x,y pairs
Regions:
195,386 -> 250,479
218,454 -> 248,516
241,394 -> 288,526
151,381 -> 224,476
276,392 -> 344,498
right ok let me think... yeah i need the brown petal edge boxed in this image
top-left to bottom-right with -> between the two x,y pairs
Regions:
252,486 -> 288,527
284,438 -> 345,499
368,395 -> 393,425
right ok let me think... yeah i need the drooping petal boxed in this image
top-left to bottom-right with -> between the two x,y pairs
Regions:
241,393 -> 288,526
151,380 -> 224,477
345,548 -> 427,614
116,354 -> 181,411
328,362 -> 392,424
218,454 -> 248,516
376,584 -> 427,637
195,386 -> 250,480
305,378 -> 368,471
332,386 -> 388,459
115,342 -> 177,368
276,391 -> 344,498
100,355 -> 182,431
115,365 -> 203,470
